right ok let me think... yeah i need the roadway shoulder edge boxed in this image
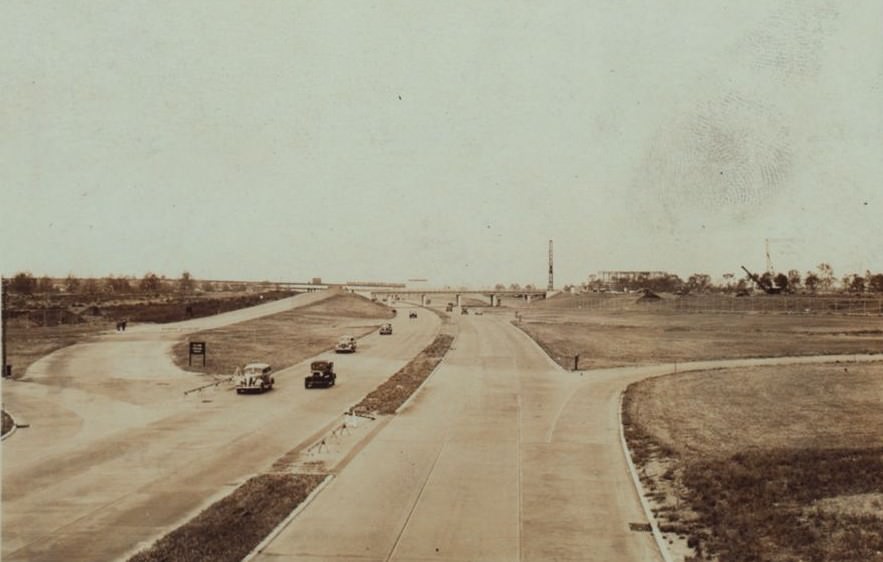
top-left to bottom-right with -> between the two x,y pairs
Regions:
618,391 -> 675,562
241,473 -> 334,562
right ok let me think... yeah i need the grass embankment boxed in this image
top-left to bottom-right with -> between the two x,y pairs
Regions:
128,473 -> 325,562
3,322 -> 106,379
2,410 -> 14,436
517,310 -> 883,370
3,291 -> 301,379
171,293 -> 394,375
624,363 -> 883,562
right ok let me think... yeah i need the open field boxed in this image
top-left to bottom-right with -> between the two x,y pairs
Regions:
170,293 -> 394,375
517,305 -> 883,370
623,363 -> 883,561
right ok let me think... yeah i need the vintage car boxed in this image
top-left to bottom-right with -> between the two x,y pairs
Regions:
335,335 -> 357,353
379,323 -> 393,335
305,360 -> 336,389
235,362 -> 274,394
409,311 -> 418,319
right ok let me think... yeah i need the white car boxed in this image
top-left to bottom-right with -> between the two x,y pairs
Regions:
235,363 -> 274,394
335,336 -> 357,353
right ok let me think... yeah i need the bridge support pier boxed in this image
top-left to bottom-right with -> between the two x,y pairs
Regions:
456,294 -> 462,307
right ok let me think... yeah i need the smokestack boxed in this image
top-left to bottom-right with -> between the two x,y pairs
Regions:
548,240 -> 554,291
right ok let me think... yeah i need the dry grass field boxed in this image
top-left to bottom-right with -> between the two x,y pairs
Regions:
518,295 -> 883,561
170,293 -> 394,376
518,304 -> 883,370
624,364 -> 883,562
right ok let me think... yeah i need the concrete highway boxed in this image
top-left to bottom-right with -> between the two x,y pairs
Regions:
254,312 -> 662,562
1,292 -> 441,562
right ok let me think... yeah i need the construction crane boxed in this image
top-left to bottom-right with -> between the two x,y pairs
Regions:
741,265 -> 782,295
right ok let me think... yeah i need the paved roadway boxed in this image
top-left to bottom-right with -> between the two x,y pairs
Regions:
1,292 -> 440,562
255,312 -> 883,562
255,312 -> 663,562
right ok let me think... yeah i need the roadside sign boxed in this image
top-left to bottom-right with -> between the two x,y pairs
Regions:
189,341 -> 206,367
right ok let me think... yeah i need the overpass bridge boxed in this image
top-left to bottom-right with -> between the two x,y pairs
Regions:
369,288 -> 549,307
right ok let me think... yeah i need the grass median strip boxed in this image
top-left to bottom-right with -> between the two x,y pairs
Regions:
128,473 -> 325,562
352,333 -> 454,415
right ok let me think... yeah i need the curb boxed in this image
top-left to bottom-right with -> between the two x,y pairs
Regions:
394,321 -> 456,416
241,474 -> 334,562
509,320 -> 567,372
1,409 -> 26,441
618,392 -> 675,562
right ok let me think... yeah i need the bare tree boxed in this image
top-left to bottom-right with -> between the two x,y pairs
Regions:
140,273 -> 162,294
817,263 -> 835,292
65,274 -> 81,293
37,276 -> 55,293
9,272 -> 36,294
178,272 -> 195,294
804,272 -> 820,293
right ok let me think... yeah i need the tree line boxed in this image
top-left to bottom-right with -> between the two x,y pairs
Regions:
4,271 -> 209,296
583,263 -> 883,295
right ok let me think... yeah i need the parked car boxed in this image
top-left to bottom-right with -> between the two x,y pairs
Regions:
335,335 -> 357,353
305,360 -> 336,389
409,311 -> 418,319
379,323 -> 393,335
235,363 -> 274,394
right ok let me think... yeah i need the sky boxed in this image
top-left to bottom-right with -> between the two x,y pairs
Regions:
2,1 -> 882,288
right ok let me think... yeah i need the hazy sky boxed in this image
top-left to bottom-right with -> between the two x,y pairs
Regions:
3,1 -> 881,287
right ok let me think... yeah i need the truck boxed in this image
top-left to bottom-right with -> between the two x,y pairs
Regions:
379,323 -> 393,335
335,335 -> 357,353
235,363 -> 274,394
305,360 -> 336,389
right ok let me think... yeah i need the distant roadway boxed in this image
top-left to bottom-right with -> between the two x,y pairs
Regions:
1,292 -> 441,562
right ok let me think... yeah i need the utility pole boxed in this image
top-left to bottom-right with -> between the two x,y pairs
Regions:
2,276 -> 8,377
547,240 -> 554,291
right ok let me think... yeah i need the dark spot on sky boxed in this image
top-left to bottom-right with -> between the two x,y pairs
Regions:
398,95 -> 402,100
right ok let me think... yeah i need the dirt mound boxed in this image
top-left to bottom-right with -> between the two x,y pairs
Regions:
636,290 -> 662,303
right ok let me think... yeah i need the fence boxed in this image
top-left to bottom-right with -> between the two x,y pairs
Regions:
549,294 -> 883,316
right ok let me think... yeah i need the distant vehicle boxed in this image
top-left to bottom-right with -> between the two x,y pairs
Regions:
409,311 -> 417,319
445,303 -> 454,312
461,307 -> 468,315
380,323 -> 393,335
474,310 -> 483,316
305,360 -> 336,389
235,363 -> 274,394
335,336 -> 357,353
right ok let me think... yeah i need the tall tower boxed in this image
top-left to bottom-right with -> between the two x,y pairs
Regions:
547,240 -> 554,291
